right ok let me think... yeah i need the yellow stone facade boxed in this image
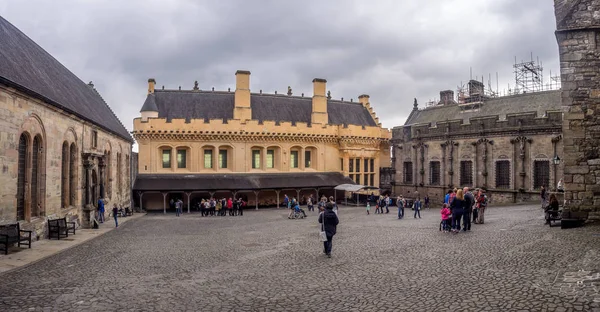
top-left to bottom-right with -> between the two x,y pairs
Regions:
133,71 -> 391,209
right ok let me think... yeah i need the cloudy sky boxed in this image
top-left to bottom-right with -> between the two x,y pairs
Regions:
0,0 -> 559,133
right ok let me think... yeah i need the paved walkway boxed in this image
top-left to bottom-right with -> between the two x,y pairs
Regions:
0,205 -> 599,311
0,213 -> 145,273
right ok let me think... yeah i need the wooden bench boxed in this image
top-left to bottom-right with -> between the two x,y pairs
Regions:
0,223 -> 32,255
48,217 -> 76,240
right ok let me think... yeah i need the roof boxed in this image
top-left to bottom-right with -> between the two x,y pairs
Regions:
0,16 -> 132,142
404,90 -> 562,126
146,90 -> 378,126
133,172 -> 356,191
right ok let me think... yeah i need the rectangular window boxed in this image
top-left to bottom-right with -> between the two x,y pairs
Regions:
370,174 -> 375,187
355,174 -> 360,184
403,162 -> 413,184
364,159 -> 369,173
349,159 -> 354,172
496,160 -> 510,189
266,149 -> 274,169
219,150 -> 228,169
355,158 -> 361,172
429,161 -> 441,185
340,158 -> 344,171
534,160 -> 550,189
252,150 -> 261,169
204,149 -> 213,169
162,149 -> 171,168
460,161 -> 473,186
305,151 -> 311,168
177,149 -> 186,168
364,174 -> 368,185
370,159 -> 374,173
91,130 -> 98,148
349,174 -> 354,181
290,151 -> 299,168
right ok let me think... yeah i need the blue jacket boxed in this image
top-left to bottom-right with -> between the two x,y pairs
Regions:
97,199 -> 104,212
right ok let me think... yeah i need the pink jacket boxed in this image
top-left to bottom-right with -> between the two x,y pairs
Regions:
441,207 -> 451,220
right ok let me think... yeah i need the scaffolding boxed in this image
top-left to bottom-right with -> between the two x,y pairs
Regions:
513,54 -> 543,93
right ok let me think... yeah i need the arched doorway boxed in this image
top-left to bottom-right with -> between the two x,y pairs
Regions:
17,133 -> 29,221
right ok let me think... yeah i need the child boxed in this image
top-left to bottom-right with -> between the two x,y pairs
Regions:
366,202 -> 371,215
441,203 -> 451,232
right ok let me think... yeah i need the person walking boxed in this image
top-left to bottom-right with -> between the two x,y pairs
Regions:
463,187 -> 474,231
307,195 -> 314,212
424,195 -> 430,209
397,195 -> 404,219
318,203 -> 339,258
384,195 -> 390,213
97,197 -> 105,223
413,198 -> 422,218
175,199 -> 182,217
451,190 -> 466,233
475,190 -> 487,224
540,186 -> 548,209
112,204 -> 119,227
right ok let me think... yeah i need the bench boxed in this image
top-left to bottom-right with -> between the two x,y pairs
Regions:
545,207 -> 562,227
125,207 -> 133,216
48,217 -> 76,240
0,223 -> 32,255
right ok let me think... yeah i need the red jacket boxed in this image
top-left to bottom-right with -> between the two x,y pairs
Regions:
227,199 -> 233,209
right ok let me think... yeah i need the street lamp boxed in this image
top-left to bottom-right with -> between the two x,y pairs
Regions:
553,155 -> 561,165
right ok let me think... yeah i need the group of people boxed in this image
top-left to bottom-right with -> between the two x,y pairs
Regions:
97,197 -> 122,228
286,194 -> 339,219
197,198 -> 246,217
440,187 -> 488,233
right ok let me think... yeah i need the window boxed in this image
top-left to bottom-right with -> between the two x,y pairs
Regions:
496,160 -> 510,189
117,153 -> 122,193
349,159 -> 354,172
305,150 -> 311,168
364,159 -> 369,172
17,133 -> 28,221
106,151 -> 112,198
349,174 -> 354,181
370,159 -> 374,173
340,158 -> 344,171
219,149 -> 228,169
91,130 -> 98,148
204,149 -> 213,169
430,161 -> 441,185
61,142 -> 69,207
355,158 -> 361,172
162,149 -> 171,168
403,162 -> 413,184
460,161 -> 473,186
252,150 -> 261,169
355,174 -> 361,184
364,174 -> 369,185
177,149 -> 187,168
534,160 -> 550,189
266,149 -> 274,169
370,174 -> 374,187
69,143 -> 77,206
290,150 -> 299,168
31,136 -> 41,217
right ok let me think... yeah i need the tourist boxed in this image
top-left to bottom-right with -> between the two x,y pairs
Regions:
175,198 -> 182,217
216,198 -> 222,216
221,198 -> 227,216
97,197 -> 105,223
397,195 -> 405,219
307,195 -> 314,212
112,204 -> 119,227
169,198 -> 175,212
413,198 -> 422,218
210,198 -> 216,216
545,194 -> 560,224
424,195 -> 430,209
233,198 -> 240,216
444,190 -> 452,205
540,186 -> 548,209
451,189 -> 466,233
366,200 -> 371,215
284,194 -> 289,210
557,178 -> 564,192
227,198 -> 233,216
318,203 -> 339,258
463,187 -> 475,231
288,197 -> 297,219
440,203 -> 451,232
238,198 -> 245,216
472,189 -> 479,223
475,190 -> 487,224
384,195 -> 390,214
328,196 -> 338,214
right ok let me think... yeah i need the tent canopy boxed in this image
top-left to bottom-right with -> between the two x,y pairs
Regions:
334,184 -> 379,192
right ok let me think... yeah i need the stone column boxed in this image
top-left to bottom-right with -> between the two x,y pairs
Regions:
162,192 -> 167,214
276,190 -> 280,208
254,191 -> 260,210
82,157 -> 95,228
554,0 -> 600,221
98,158 -> 106,199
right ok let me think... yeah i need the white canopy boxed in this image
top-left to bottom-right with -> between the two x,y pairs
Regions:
334,184 -> 379,192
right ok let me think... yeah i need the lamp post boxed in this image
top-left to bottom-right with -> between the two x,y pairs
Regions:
553,155 -> 561,191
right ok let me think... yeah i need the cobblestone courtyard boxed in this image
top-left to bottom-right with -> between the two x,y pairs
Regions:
1,204 -> 599,311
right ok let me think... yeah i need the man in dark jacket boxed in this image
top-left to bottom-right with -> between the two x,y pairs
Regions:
318,203 -> 339,258
463,187 -> 475,231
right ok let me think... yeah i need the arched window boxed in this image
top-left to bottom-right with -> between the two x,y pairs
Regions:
125,154 -> 130,190
17,133 -> 28,221
105,151 -> 112,199
69,143 -> 77,206
61,141 -> 69,207
117,152 -> 122,194
31,135 -> 42,217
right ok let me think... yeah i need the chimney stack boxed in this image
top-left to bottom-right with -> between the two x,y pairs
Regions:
311,78 -> 328,125
234,70 -> 252,122
358,94 -> 370,108
148,78 -> 156,94
439,90 -> 454,105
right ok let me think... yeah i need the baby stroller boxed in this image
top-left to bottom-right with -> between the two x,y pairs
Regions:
291,205 -> 307,219
439,215 -> 452,232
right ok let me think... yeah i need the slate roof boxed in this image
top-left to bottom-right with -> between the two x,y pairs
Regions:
145,90 -> 378,126
404,90 -> 562,126
0,16 -> 132,142
132,172 -> 356,191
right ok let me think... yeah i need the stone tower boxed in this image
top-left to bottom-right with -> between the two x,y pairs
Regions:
554,0 -> 600,221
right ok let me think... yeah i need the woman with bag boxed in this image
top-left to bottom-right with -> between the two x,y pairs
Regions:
318,203 -> 339,258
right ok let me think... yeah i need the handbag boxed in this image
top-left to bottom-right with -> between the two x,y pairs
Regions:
319,213 -> 328,242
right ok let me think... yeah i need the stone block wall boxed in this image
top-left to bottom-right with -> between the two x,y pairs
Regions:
555,0 -> 600,220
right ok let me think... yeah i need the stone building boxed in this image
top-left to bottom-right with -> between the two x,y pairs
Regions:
391,85 -> 563,204
554,0 -> 600,221
132,71 -> 391,211
0,17 -> 133,236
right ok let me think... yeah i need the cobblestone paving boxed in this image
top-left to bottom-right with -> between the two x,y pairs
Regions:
1,205 -> 599,311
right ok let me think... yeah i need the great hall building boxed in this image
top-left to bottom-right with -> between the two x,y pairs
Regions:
391,81 -> 563,204
0,17 -> 133,236
132,71 -> 391,211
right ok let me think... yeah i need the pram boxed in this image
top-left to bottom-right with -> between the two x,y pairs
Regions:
291,205 -> 307,219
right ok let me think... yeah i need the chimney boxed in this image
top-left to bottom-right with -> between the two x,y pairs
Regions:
311,78 -> 328,125
358,94 -> 370,107
148,78 -> 156,94
234,70 -> 251,122
439,90 -> 454,105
